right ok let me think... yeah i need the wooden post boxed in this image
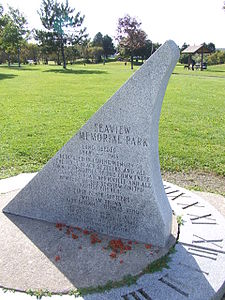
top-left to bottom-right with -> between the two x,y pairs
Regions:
201,47 -> 203,71
188,55 -> 191,69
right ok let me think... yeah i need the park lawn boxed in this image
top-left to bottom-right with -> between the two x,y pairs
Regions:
0,62 -> 225,178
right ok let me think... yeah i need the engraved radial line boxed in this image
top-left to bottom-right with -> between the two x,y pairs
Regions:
137,289 -> 152,300
130,291 -> 142,300
188,252 -> 217,261
181,242 -> 225,254
188,247 -> 218,256
191,222 -> 217,225
190,214 -> 212,221
164,186 -> 171,190
159,277 -> 189,297
166,190 -> 179,195
171,193 -> 185,201
193,239 -> 223,245
193,234 -> 223,248
178,262 -> 209,276
182,201 -> 199,209
121,295 -> 130,300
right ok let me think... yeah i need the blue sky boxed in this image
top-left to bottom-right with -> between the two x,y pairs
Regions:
1,0 -> 225,48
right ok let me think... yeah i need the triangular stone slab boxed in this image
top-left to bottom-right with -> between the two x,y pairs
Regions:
3,40 -> 180,247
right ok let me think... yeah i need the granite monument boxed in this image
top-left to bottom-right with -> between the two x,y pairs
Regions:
3,40 -> 180,247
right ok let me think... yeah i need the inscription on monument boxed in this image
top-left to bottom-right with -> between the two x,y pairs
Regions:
79,123 -> 148,147
52,123 -> 152,236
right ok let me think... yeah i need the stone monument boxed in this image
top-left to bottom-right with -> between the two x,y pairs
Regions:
3,40 -> 180,247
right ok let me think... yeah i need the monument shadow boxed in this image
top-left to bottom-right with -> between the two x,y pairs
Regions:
4,212 -> 218,299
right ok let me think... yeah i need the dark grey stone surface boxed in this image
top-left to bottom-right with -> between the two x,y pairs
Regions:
3,40 -> 180,247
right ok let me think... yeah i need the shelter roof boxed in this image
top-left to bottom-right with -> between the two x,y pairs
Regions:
182,44 -> 211,54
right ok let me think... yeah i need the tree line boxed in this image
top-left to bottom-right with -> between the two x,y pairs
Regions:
0,0 -> 157,69
0,0 -> 224,69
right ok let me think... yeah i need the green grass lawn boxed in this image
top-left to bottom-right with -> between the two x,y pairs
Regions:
0,62 -> 225,178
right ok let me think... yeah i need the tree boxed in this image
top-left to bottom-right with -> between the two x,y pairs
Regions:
116,15 -> 147,69
0,6 -> 29,67
0,4 -> 4,30
102,35 -> 115,59
207,51 -> 225,65
0,19 -> 19,66
179,43 -> 190,64
35,29 -> 58,64
65,45 -> 80,64
180,42 -> 189,52
205,42 -> 216,53
0,3 -> 3,22
8,6 -> 29,67
134,39 -> 153,62
89,46 -> 103,63
21,43 -> 40,64
92,32 -> 115,61
92,32 -> 103,62
79,38 -> 91,63
38,0 -> 87,69
152,42 -> 161,53
92,32 -> 103,47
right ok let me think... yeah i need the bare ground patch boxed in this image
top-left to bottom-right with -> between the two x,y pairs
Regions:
162,171 -> 225,196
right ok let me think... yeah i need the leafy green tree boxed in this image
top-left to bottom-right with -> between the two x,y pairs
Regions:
91,32 -> 103,62
9,7 -> 29,66
205,42 -> 216,53
65,45 -> 80,64
134,39 -> 153,62
116,15 -> 147,69
0,4 -> 4,42
0,4 -> 9,63
179,43 -> 190,64
0,17 -> 18,66
0,6 -> 29,67
35,29 -> 58,64
207,51 -> 225,65
152,42 -> 161,53
180,42 -> 189,52
38,0 -> 87,69
0,3 -> 3,23
79,38 -> 91,63
89,45 -> 103,63
92,32 -> 115,61
92,32 -> 103,47
21,42 -> 40,64
102,35 -> 115,59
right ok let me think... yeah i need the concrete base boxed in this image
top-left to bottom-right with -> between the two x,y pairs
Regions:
0,173 -> 225,299
0,189 -> 177,292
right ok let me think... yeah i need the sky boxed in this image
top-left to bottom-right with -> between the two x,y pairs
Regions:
1,0 -> 225,48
